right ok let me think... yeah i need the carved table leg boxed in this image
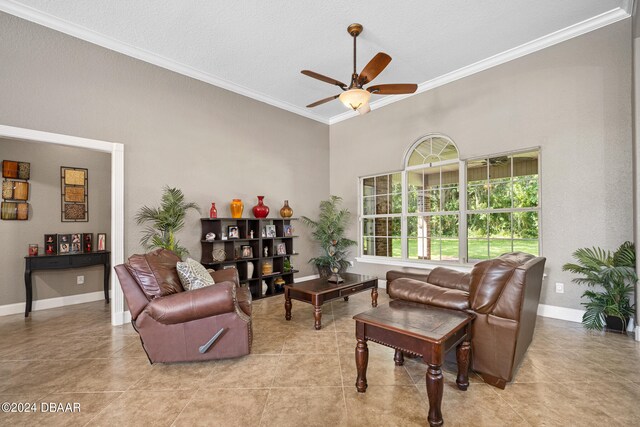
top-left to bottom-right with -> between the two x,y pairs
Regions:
394,349 -> 405,366
343,296 -> 349,301
456,340 -> 471,391
103,259 -> 111,304
24,268 -> 32,317
284,289 -> 292,321
313,305 -> 322,330
371,287 -> 378,307
355,338 -> 369,392
426,364 -> 444,427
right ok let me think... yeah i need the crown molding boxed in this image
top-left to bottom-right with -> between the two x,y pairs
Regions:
0,0 -> 330,125
329,6 -> 631,125
0,1 -> 630,126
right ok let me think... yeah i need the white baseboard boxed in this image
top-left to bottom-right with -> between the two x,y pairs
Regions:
537,303 -> 636,333
0,291 -> 108,317
110,310 -> 131,326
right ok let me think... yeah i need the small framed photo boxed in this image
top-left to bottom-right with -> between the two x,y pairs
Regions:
71,233 -> 82,244
97,233 -> 107,251
83,233 -> 93,253
44,234 -> 58,255
283,225 -> 294,236
228,226 -> 240,239
241,245 -> 253,258
276,243 -> 286,255
264,225 -> 276,238
70,242 -> 82,254
59,241 -> 70,254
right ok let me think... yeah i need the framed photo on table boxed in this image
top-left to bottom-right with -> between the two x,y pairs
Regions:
97,233 -> 107,251
241,245 -> 253,258
264,225 -> 276,238
276,243 -> 286,255
228,226 -> 239,239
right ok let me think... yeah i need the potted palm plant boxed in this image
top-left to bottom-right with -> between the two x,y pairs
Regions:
301,195 -> 356,282
562,241 -> 636,332
135,186 -> 200,259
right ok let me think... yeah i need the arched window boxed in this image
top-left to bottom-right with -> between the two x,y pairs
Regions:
359,135 -> 540,264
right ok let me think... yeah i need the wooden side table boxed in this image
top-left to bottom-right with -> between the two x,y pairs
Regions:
353,300 -> 474,427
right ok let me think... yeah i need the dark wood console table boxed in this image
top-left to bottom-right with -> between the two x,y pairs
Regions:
24,251 -> 111,317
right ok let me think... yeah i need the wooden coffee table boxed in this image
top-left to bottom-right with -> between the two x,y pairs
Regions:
284,273 -> 378,330
353,300 -> 474,427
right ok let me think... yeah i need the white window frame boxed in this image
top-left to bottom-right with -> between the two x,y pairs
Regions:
356,135 -> 541,267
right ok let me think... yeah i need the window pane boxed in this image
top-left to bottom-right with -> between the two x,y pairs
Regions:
513,176 -> 538,208
407,216 -> 418,238
468,238 -> 490,260
442,185 -> 459,211
363,197 -> 375,215
489,178 -> 511,209
513,239 -> 539,256
489,156 -> 511,180
408,238 -> 418,259
467,183 -> 488,210
441,239 -> 459,260
391,194 -> 402,214
429,216 -> 441,238
375,237 -> 388,257
363,177 -> 375,197
489,213 -> 511,239
427,188 -> 440,212
389,217 -> 401,237
391,173 -> 402,191
375,175 -> 389,195
363,218 -> 374,236
513,212 -> 538,239
390,237 -> 402,258
376,195 -> 388,214
467,213 -> 488,238
375,218 -> 388,236
441,215 -> 459,238
513,152 -> 538,177
490,239 -> 512,257
362,237 -> 374,255
407,171 -> 422,213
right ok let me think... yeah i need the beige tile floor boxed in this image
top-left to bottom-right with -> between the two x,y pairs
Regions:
1,290 -> 639,426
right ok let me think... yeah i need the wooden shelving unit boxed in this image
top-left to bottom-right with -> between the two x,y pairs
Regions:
200,217 -> 298,300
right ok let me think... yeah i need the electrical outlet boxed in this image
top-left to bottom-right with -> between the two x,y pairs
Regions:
77,275 -> 85,285
555,282 -> 564,293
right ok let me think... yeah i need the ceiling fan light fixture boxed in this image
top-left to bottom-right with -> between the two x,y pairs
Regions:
339,88 -> 371,111
357,103 -> 371,115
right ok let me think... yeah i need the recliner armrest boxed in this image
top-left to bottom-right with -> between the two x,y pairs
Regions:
144,281 -> 236,325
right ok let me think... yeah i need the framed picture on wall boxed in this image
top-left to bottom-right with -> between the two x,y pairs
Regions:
61,166 -> 88,222
97,233 -> 107,251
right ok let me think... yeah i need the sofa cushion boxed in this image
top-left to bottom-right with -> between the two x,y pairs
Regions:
469,258 -> 518,313
125,248 -> 184,299
427,267 -> 471,292
176,258 -> 215,290
388,277 -> 469,311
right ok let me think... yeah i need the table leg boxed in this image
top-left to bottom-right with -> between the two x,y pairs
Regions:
355,338 -> 369,392
24,268 -> 32,317
394,349 -> 405,366
103,259 -> 110,304
343,296 -> 349,301
371,287 -> 378,307
284,289 -> 292,321
426,364 -> 444,427
313,305 -> 322,330
456,340 -> 471,391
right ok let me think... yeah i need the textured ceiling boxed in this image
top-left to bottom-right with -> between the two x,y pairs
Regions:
0,0 -> 632,123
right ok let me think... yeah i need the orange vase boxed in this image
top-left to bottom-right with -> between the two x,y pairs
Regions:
280,200 -> 293,218
230,199 -> 244,218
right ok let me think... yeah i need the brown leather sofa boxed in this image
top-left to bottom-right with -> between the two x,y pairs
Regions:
386,252 -> 545,388
114,249 -> 252,363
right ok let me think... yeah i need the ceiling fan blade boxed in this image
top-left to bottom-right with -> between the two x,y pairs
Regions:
367,84 -> 418,95
306,94 -> 340,108
358,52 -> 392,85
301,70 -> 347,89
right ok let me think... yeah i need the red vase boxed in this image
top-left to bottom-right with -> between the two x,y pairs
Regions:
252,196 -> 269,218
209,202 -> 217,219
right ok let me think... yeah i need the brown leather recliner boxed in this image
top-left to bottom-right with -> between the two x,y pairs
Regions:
386,252 -> 546,389
114,249 -> 252,363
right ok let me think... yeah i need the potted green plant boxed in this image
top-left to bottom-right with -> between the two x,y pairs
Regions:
135,186 -> 200,259
562,241 -> 636,332
301,195 -> 356,281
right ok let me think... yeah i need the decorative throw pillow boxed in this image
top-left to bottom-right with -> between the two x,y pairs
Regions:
176,258 -> 215,291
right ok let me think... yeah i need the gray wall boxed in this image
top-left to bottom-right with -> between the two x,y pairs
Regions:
0,12 -> 330,307
330,20 -> 633,310
0,138 -> 111,304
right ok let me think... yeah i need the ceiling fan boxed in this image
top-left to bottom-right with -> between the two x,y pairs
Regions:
302,23 -> 418,115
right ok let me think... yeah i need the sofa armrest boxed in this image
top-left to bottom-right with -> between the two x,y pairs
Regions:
144,281 -> 236,325
236,285 -> 252,317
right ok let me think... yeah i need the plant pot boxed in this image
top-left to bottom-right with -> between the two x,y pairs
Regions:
605,315 -> 629,333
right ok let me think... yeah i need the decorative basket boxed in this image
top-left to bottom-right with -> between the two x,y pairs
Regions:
211,248 -> 226,262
